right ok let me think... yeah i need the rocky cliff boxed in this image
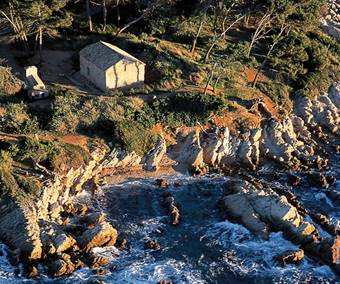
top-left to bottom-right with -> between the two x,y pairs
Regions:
0,82 -> 339,277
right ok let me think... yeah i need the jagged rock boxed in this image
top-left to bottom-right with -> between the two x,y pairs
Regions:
93,268 -> 109,276
310,213 -> 339,236
160,192 -> 180,225
308,173 -> 329,188
78,222 -> 118,252
221,182 -> 270,239
0,199 -> 42,261
144,240 -> 160,250
276,249 -> 304,266
80,212 -> 106,228
144,137 -> 166,171
116,238 -> 128,250
260,119 -> 295,165
272,187 -> 308,216
177,131 -> 206,174
294,94 -> 340,136
52,232 -> 77,254
202,128 -> 231,166
102,148 -> 142,169
156,178 -> 169,188
24,265 -> 39,278
49,256 -> 75,277
221,180 -> 318,245
88,254 -> 110,268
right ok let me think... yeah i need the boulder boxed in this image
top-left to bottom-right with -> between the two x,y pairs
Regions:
78,222 -> 118,252
52,233 -> 77,254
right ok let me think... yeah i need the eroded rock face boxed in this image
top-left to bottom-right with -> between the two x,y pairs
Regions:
144,137 -> 167,171
220,179 -> 339,272
177,131 -> 206,174
0,199 -> 42,261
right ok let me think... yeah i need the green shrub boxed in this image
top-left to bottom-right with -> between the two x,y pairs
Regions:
0,65 -> 23,95
0,150 -> 18,197
113,120 -> 157,156
256,81 -> 293,111
14,174 -> 41,197
134,93 -> 225,127
0,103 -> 40,134
20,136 -> 60,163
48,143 -> 90,173
270,32 -> 339,83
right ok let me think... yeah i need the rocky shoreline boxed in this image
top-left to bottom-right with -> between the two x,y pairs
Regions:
0,83 -> 339,278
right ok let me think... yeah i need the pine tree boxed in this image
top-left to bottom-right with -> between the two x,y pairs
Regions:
3,0 -> 73,62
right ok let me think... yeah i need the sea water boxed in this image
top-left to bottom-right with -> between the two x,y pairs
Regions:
0,173 -> 339,283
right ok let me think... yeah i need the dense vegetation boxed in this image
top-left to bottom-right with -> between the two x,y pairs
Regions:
0,0 -> 338,194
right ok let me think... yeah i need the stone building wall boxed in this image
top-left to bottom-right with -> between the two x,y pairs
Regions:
105,59 -> 145,90
80,56 -> 106,91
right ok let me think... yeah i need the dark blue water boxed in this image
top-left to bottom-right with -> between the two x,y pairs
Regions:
0,172 -> 339,283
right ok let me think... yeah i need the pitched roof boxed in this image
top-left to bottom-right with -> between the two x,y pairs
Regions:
79,41 -> 145,70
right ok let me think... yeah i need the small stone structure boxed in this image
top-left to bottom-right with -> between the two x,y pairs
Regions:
25,66 -> 49,99
79,41 -> 145,92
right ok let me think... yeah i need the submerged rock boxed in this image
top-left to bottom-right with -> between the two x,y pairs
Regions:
160,192 -> 180,225
156,178 -> 169,188
276,249 -> 304,266
144,239 -> 160,250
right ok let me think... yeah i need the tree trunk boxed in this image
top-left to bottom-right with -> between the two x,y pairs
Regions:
86,0 -> 93,32
191,0 -> 212,53
213,72 -> 223,93
39,27 -> 43,64
204,14 -> 245,62
1,7 -> 29,52
38,5 -> 43,64
103,0 -> 107,31
252,25 -> 288,87
204,63 -> 217,95
247,11 -> 272,57
116,0 -> 120,23
116,6 -> 154,36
